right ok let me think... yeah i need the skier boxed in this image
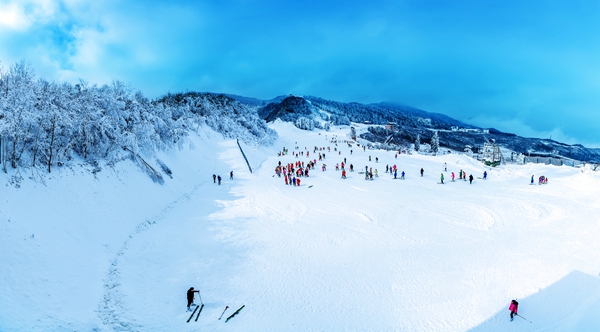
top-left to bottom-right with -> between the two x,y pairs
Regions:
213,174 -> 216,183
375,157 -> 378,163
374,169 -> 378,177
187,287 -> 200,311
341,170 -> 347,179
369,156 -> 371,161
509,299 -> 519,321
420,168 -> 424,177
469,174 -> 473,184
451,172 -> 455,182
531,175 -> 534,185
440,173 -> 444,184
386,165 -> 389,173
483,171 -> 487,180
401,171 -> 405,180
444,162 -> 447,171
296,178 -> 301,186
394,169 -> 397,179
230,171 -> 234,180
217,175 -> 222,185
350,164 -> 354,172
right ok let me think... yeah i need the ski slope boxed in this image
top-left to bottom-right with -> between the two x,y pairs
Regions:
1,121 -> 600,331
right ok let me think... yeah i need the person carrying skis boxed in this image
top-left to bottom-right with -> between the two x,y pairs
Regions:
440,173 -> 444,184
509,299 -> 519,321
187,287 -> 200,311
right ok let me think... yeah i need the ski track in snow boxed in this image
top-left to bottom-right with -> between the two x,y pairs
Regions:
98,183 -> 203,331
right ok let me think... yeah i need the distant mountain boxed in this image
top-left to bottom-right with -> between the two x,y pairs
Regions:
232,95 -> 600,163
207,93 -> 287,107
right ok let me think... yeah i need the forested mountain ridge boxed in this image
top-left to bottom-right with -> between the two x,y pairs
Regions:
232,94 -> 600,163
0,62 -> 276,176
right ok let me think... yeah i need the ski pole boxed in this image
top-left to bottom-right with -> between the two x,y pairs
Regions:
218,306 -> 229,320
198,290 -> 203,305
516,314 -> 532,323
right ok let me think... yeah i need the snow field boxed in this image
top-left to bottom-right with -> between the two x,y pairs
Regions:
1,121 -> 600,331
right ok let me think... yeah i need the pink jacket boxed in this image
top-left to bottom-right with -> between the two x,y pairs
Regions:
509,302 -> 518,313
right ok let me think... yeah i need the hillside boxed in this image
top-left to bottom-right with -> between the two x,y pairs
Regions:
1,121 -> 599,331
238,95 -> 600,163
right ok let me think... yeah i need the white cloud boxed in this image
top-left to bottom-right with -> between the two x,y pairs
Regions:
0,0 -> 60,31
0,3 -> 32,30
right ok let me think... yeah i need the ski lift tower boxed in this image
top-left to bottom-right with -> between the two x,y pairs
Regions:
481,139 -> 504,165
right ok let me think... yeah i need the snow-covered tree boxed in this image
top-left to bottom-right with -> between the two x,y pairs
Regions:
0,61 -> 277,175
414,134 -> 420,152
431,131 -> 439,155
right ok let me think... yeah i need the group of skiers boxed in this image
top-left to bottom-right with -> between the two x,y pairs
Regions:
211,171 -> 234,185
534,175 -> 548,184
275,144 -> 498,187
274,160 -> 318,187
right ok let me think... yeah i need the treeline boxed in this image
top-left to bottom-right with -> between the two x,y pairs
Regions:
0,61 -> 276,173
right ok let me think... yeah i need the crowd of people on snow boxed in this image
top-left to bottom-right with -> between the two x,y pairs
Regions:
271,141 -> 499,188
271,138 -> 552,191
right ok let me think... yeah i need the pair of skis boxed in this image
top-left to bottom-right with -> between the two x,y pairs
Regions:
186,304 -> 245,323
186,303 -> 204,323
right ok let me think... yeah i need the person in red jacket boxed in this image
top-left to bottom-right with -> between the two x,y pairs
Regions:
509,299 -> 519,321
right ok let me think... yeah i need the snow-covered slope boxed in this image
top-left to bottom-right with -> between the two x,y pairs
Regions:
1,121 -> 599,331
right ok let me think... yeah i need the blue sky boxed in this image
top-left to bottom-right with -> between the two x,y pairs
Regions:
1,0 -> 599,146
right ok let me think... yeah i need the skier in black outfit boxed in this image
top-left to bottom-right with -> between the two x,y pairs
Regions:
213,174 -> 216,183
187,287 -> 200,311
218,175 -> 222,185
420,168 -> 424,177
469,174 -> 474,184
230,171 -> 234,180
